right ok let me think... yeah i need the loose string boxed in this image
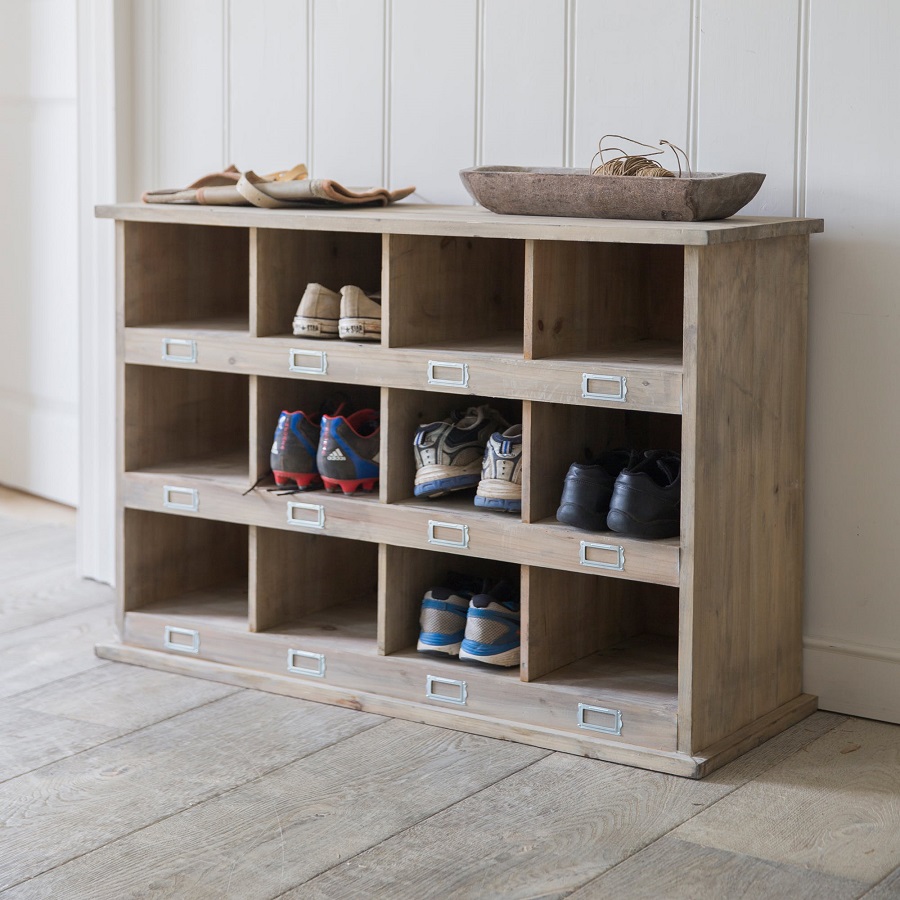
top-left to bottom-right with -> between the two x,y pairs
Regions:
590,134 -> 692,178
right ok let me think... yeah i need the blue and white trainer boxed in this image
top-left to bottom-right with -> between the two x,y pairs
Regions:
459,581 -> 521,667
416,573 -> 484,657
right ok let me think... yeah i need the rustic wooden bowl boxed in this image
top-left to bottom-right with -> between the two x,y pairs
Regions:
459,166 -> 765,221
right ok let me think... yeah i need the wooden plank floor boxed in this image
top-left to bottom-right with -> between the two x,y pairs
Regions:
1,504 -> 899,898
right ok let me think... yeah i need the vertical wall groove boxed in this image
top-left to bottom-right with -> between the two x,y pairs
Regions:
382,0 -> 392,187
687,0 -> 701,168
306,0 -> 315,174
151,0 -> 160,187
222,0 -> 231,166
793,0 -> 811,216
474,0 -> 485,169
563,0 -> 575,166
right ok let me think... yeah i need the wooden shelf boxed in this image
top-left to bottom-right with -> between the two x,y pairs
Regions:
106,202 -> 819,778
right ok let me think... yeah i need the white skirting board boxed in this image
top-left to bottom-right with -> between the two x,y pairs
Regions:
804,638 -> 900,725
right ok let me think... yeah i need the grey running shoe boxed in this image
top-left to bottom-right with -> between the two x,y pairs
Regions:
292,283 -> 340,338
416,572 -> 484,656
413,405 -> 508,498
475,424 -> 522,513
459,580 -> 521,667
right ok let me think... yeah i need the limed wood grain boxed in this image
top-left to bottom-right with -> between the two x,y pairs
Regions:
0,604 -> 114,700
1,720 -> 546,900
99,203 -> 825,247
674,718 -> 900,884
0,690 -> 383,892
571,836 -> 866,899
681,235 -> 809,752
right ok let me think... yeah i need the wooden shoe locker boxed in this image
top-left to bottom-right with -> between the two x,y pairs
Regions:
96,203 -> 823,778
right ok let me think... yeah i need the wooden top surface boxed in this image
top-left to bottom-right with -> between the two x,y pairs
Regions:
96,202 -> 824,246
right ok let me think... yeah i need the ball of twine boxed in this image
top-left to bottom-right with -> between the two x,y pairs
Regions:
590,135 -> 692,178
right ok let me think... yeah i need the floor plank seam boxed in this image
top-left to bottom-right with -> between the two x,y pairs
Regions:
0,658 -> 117,707
0,684 -> 246,788
0,599 -> 114,641
553,714 -> 856,898
0,713 -> 390,893
272,745 -> 555,898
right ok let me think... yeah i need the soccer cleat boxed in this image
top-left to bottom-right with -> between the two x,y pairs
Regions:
459,580 -> 521,667
269,396 -> 348,489
338,286 -> 382,342
416,572 -> 485,657
475,424 -> 523,513
556,449 -> 638,531
292,283 -> 340,338
607,450 -> 681,539
317,408 -> 381,494
413,405 -> 508,498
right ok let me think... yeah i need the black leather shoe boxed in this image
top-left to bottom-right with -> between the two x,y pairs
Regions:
556,450 -> 636,531
607,450 -> 680,539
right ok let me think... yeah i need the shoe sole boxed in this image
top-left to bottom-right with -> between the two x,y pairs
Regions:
556,503 -> 606,531
414,463 -> 482,498
474,496 -> 521,513
459,645 -> 520,667
339,318 -> 381,341
606,508 -> 679,539
322,476 -> 379,495
292,316 -> 338,338
475,478 -> 521,512
273,471 -> 322,490
416,639 -> 462,656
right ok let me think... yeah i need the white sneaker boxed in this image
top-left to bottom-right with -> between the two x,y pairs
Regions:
292,283 -> 340,338
339,286 -> 382,342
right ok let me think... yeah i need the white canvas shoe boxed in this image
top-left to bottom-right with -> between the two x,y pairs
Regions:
292,283 -> 340,338
339,285 -> 382,341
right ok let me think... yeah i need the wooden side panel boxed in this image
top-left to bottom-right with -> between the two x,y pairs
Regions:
253,229 -> 381,337
384,233 -> 525,348
526,240 -> 683,359
122,510 -> 247,614
123,222 -> 249,326
680,235 -> 808,753
250,527 -> 377,633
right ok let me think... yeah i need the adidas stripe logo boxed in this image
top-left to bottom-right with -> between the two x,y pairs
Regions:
326,448 -> 346,461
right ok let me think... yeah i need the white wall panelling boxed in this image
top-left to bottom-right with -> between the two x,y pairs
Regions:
697,0 -> 801,215
481,0 -> 566,167
0,0 -> 79,506
389,0 -> 478,203
229,0 -> 309,175
311,0 -> 385,186
802,0 -> 900,717
572,0 -> 692,172
75,0 -> 900,724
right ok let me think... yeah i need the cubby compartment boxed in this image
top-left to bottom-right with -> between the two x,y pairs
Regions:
124,365 -> 249,485
252,375 -> 381,490
379,543 -> 520,660
123,222 -> 249,330
250,527 -> 377,641
122,509 -> 248,622
522,565 -> 677,682
383,388 -> 522,514
384,233 -> 526,355
526,241 -> 683,367
253,229 -> 382,338
524,400 -> 681,531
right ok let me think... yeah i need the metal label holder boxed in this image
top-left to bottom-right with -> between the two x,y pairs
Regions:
579,541 -> 625,571
163,485 -> 199,512
577,703 -> 623,735
287,649 -> 326,678
427,520 -> 469,549
164,625 -> 200,654
289,348 -> 328,375
426,675 -> 468,705
161,338 -> 197,364
427,360 -> 469,388
287,501 -> 326,529
582,373 -> 627,403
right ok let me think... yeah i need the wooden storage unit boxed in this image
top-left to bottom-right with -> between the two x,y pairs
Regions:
96,202 -> 823,778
